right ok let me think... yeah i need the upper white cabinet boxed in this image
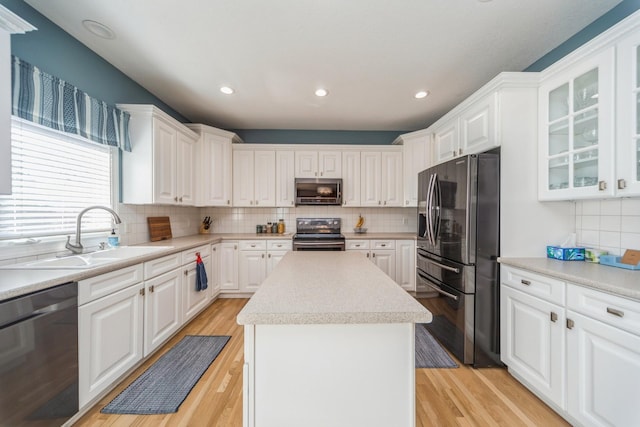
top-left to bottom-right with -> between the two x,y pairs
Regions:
342,151 -> 361,206
276,150 -> 295,207
361,151 -> 403,207
616,29 -> 640,196
433,118 -> 460,164
538,48 -> 615,200
395,130 -> 431,207
0,7 -> 35,195
233,149 -> 276,207
186,124 -> 240,207
119,104 -> 199,205
295,150 -> 341,178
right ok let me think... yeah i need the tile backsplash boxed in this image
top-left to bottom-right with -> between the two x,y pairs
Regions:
118,204 -> 202,246
575,198 -> 640,256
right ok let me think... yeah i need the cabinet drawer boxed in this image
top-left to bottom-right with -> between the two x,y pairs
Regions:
371,240 -> 395,250
567,284 -> 640,336
79,264 -> 143,306
346,240 -> 370,250
144,253 -> 181,279
239,240 -> 267,251
181,244 -> 211,264
267,240 -> 292,251
501,266 -> 565,305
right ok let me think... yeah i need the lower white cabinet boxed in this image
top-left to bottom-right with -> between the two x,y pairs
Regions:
238,240 -> 292,293
501,265 -> 640,427
220,242 -> 239,291
210,243 -> 222,298
144,268 -> 182,357
78,281 -> 144,409
182,246 -> 212,323
395,240 -> 415,291
346,239 -> 397,283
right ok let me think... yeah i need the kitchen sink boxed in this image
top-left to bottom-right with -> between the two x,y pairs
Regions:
0,246 -> 173,270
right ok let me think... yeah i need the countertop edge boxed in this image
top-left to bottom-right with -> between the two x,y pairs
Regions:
236,311 -> 432,325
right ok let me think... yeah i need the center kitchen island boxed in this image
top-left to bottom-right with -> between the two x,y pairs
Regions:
237,251 -> 432,427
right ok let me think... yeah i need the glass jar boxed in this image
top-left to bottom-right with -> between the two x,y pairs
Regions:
266,222 -> 272,233
271,223 -> 278,233
278,219 -> 285,234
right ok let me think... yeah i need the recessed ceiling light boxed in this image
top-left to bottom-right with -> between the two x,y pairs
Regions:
315,88 -> 328,97
82,20 -> 115,39
415,91 -> 429,99
220,86 -> 235,95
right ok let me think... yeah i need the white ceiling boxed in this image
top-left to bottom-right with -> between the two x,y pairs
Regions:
26,0 -> 621,131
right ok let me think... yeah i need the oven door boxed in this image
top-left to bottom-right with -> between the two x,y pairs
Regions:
416,269 -> 474,364
292,240 -> 345,251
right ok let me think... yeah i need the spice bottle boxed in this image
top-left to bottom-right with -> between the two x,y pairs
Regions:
278,219 -> 285,234
271,222 -> 278,233
266,222 -> 272,233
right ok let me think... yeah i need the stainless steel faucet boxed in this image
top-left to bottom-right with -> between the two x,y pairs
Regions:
66,206 -> 122,254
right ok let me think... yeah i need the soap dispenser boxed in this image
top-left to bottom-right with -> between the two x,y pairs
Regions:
108,228 -> 120,247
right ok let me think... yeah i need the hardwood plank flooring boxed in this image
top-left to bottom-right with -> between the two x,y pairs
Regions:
75,298 -> 569,427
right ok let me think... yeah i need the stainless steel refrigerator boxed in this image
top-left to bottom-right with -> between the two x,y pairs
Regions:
415,150 -> 501,367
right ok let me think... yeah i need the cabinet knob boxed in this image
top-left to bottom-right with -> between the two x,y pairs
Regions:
250,200 -> 253,205
366,253 -> 370,258
234,245 -> 237,250
149,285 -> 155,293
255,200 -> 259,205
406,200 -> 409,205
566,318 -> 575,330
262,254 -> 265,258
174,196 -> 178,202
384,201 -> 387,205
213,247 -> 216,251
291,201 -> 294,205
179,196 -> 183,202
458,148 -> 463,156
140,288 -> 145,296
550,312 -> 558,322
372,253 -> 376,258
320,171 -> 323,176
598,181 -> 607,191
227,200 -> 230,205
268,254 -> 271,258
378,201 -> 381,205
184,270 -> 188,276
315,172 -> 318,177
618,179 -> 627,190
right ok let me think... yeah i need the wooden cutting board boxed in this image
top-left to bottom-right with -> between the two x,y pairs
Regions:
148,216 -> 172,241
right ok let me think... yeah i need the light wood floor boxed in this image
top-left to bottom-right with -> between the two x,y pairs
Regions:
75,298 -> 569,427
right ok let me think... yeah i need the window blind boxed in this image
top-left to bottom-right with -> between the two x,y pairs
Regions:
0,118 -> 114,240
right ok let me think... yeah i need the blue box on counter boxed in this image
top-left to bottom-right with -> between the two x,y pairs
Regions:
546,246 -> 585,261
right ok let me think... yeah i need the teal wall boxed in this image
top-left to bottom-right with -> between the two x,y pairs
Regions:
525,0 -> 640,71
0,0 -> 188,122
233,129 -> 405,145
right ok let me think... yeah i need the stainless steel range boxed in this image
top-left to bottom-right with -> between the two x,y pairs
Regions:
292,218 -> 345,251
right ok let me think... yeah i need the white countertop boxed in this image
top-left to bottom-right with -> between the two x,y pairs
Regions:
498,257 -> 640,301
236,251 -> 432,325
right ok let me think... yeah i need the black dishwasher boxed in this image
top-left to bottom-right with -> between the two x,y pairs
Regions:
0,282 -> 78,426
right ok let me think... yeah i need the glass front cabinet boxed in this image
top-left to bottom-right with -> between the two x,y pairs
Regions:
538,48 -> 615,200
616,30 -> 640,196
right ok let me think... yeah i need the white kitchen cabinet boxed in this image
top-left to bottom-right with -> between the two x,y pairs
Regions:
566,284 -> 640,427
433,119 -> 460,164
78,279 -> 144,409
276,150 -> 295,207
538,48 -> 616,200
181,245 -> 212,323
396,131 -> 431,207
361,151 -> 403,207
233,149 -> 276,207
186,124 -> 238,207
395,240 -> 415,291
346,239 -> 396,281
460,93 -> 498,156
500,284 -> 566,410
342,151 -> 361,206
143,268 -> 182,356
119,104 -> 199,205
616,30 -> 640,196
210,243 -> 221,299
239,240 -> 292,292
220,242 -> 239,291
266,240 -> 291,275
295,150 -> 342,178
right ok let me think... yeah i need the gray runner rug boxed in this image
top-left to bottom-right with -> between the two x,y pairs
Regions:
415,323 -> 458,368
102,335 -> 230,414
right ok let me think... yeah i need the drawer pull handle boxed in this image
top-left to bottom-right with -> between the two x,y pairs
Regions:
606,307 -> 624,318
550,312 -> 558,322
381,244 -> 386,247
520,279 -> 531,286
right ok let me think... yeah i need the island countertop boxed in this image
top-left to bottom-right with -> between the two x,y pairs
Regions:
236,251 -> 432,325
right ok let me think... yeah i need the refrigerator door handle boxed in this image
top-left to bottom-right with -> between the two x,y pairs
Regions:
421,256 -> 460,273
425,174 -> 435,244
417,272 -> 459,300
433,173 -> 441,244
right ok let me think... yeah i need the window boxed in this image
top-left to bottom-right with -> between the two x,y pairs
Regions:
0,117 -> 116,240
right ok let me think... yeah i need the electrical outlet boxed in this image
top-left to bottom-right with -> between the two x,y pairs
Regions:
402,217 -> 408,225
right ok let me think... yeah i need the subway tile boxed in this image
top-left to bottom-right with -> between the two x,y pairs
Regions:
621,198 -> 640,215
580,230 -> 599,246
581,215 -> 599,230
599,231 -> 621,249
582,200 -> 600,215
600,216 -> 621,232
600,199 -> 621,215
620,233 -> 640,251
621,216 -> 640,233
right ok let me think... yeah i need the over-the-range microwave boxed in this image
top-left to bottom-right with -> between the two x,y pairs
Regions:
295,178 -> 342,206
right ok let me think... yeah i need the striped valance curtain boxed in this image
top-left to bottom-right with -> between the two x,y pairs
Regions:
10,55 -> 131,151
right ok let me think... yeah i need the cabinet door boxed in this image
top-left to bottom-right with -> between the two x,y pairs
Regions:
153,119 -> 177,204
220,242 -> 239,291
176,131 -> 196,205
434,120 -> 459,164
381,152 -> 403,207
233,150 -> 255,207
254,150 -> 276,207
361,151 -> 381,206
239,251 -> 267,292
371,250 -> 396,281
567,311 -> 640,427
616,31 -> 640,196
460,93 -> 497,155
319,151 -> 342,178
295,151 -> 318,178
200,133 -> 232,206
144,269 -> 182,356
182,256 -> 211,322
402,135 -> 430,207
342,151 -> 361,206
266,250 -> 288,275
395,240 -> 415,291
79,283 -> 143,408
276,150 -> 295,207
500,285 -> 566,408
210,244 -> 221,298
538,47 -> 615,200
